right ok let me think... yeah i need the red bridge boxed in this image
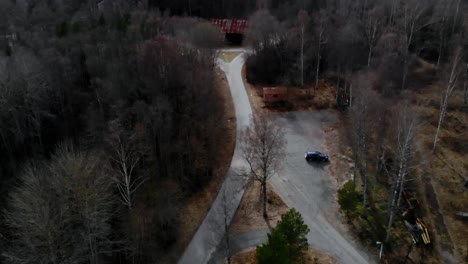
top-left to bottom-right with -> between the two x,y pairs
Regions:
211,19 -> 249,34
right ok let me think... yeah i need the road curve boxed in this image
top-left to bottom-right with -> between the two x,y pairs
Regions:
210,112 -> 373,264
178,52 -> 252,264
180,51 -> 373,264
270,112 -> 372,264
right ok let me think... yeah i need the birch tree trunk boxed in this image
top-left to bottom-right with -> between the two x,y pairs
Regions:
463,63 -> 467,105
314,12 -> 327,90
298,9 -> 309,89
262,180 -> 268,218
301,25 -> 304,88
364,8 -> 381,68
433,48 -> 463,152
451,0 -> 462,35
222,185 -> 231,264
110,136 -> 146,210
400,0 -> 425,90
386,105 -> 418,244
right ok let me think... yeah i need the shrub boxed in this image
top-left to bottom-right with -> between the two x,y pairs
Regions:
338,180 -> 363,220
256,208 -> 310,263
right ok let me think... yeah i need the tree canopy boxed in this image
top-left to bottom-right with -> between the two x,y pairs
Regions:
256,208 -> 310,263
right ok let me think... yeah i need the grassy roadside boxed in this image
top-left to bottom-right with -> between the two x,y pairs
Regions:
413,84 -> 467,263
219,51 -> 241,63
231,248 -> 339,264
169,63 -> 237,262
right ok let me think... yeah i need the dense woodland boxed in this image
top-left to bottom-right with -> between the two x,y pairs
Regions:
0,0 -> 467,263
0,0 -> 235,263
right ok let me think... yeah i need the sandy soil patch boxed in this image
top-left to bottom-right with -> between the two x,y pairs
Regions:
230,181 -> 289,234
219,51 -> 241,63
231,247 -> 340,264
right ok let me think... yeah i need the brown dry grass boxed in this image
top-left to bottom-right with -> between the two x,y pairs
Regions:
413,83 -> 467,263
231,248 -> 340,264
172,65 -> 237,259
242,66 -> 336,113
321,77 -> 467,263
219,51 -> 240,63
230,181 -> 289,234
231,248 -> 257,264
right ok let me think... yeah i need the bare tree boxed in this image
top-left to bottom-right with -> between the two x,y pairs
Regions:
346,77 -> 380,211
190,21 -> 223,67
222,184 -> 231,264
387,0 -> 399,26
241,113 -> 286,219
397,0 -> 430,90
2,165 -> 64,264
298,9 -> 310,88
49,145 -> 115,264
3,145 -> 115,264
464,63 -> 468,105
314,10 -> 328,89
245,9 -> 283,52
433,0 -> 455,72
110,135 -> 146,210
363,7 -> 383,67
433,47 -> 464,152
451,0 -> 462,35
385,103 -> 420,244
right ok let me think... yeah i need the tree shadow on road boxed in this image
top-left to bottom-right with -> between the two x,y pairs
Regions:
305,161 -> 330,170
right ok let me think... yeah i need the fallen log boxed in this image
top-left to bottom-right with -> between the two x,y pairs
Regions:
454,211 -> 468,218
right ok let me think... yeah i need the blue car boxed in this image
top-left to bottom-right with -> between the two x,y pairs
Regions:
305,151 -> 329,162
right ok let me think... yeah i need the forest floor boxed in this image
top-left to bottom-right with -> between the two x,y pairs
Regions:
412,82 -> 467,263
231,247 -> 339,264
173,61 -> 237,259
230,181 -> 289,234
242,78 -> 337,114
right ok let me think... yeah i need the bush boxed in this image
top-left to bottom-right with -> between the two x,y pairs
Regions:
338,180 -> 362,220
257,231 -> 291,264
256,208 -> 310,264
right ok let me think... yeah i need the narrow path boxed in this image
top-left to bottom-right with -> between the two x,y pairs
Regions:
178,52 -> 252,264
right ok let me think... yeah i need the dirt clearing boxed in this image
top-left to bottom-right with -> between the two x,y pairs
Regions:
230,181 -> 289,234
231,247 -> 340,264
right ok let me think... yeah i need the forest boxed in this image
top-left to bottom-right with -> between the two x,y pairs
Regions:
0,0 -> 467,263
242,0 -> 467,263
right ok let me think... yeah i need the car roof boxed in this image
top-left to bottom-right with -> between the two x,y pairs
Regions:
307,151 -> 321,154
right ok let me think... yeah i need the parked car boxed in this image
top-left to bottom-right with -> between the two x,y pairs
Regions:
305,151 -> 329,162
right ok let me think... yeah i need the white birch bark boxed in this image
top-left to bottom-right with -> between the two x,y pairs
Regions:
433,48 -> 463,152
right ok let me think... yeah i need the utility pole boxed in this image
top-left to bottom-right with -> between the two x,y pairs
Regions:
376,241 -> 384,262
